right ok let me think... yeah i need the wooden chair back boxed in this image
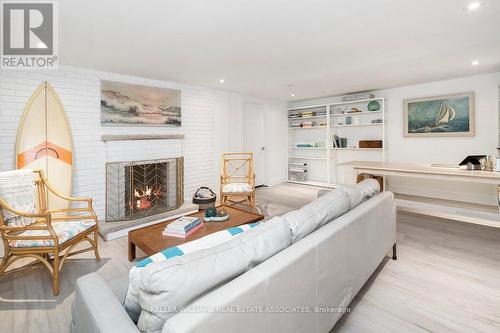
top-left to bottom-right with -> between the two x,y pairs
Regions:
221,152 -> 254,184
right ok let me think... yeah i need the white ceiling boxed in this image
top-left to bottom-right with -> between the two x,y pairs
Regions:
60,0 -> 500,101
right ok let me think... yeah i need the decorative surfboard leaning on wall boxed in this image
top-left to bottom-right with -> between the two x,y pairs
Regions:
15,81 -> 73,210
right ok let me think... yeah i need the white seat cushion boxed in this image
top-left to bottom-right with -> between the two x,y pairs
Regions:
8,219 -> 96,248
222,182 -> 253,193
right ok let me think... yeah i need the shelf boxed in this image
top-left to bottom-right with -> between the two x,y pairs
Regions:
289,156 -> 327,160
332,123 -> 383,128
331,111 -> 383,117
288,115 -> 326,120
288,147 -> 327,150
332,148 -> 383,151
288,126 -> 327,130
330,97 -> 384,106
288,104 -> 327,111
101,134 -> 184,142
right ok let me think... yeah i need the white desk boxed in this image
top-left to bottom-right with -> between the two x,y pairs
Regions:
340,161 -> 500,228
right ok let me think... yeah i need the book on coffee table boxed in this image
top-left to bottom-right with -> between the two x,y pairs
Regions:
162,216 -> 203,238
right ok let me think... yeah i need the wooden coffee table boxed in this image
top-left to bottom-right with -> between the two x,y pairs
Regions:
128,206 -> 265,261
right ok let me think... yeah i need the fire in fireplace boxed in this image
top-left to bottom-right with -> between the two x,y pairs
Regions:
106,157 -> 184,222
133,185 -> 161,210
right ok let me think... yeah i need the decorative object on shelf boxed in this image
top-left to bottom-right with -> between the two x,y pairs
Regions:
100,80 -> 181,127
359,140 -> 383,148
346,116 -> 352,125
204,207 -> 230,222
333,136 -> 347,148
289,161 -> 308,183
371,119 -> 383,123
352,116 -> 360,125
340,138 -> 348,148
332,105 -> 349,115
16,82 -> 73,211
314,141 -> 326,148
289,168 -> 307,182
367,100 -> 381,111
192,187 -> 217,210
484,155 -> 495,171
296,143 -> 314,148
459,155 -> 486,170
342,92 -> 374,102
349,107 -> 362,113
404,92 -> 475,137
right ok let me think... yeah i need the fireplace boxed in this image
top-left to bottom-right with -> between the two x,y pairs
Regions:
105,157 -> 184,222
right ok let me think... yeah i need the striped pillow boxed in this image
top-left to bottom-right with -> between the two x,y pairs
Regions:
136,223 -> 260,267
124,222 -> 261,322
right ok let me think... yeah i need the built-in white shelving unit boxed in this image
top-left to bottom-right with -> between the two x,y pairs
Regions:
287,97 -> 385,187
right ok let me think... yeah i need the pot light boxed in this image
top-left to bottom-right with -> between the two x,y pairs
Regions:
472,60 -> 479,66
219,79 -> 225,84
467,1 -> 481,11
290,93 -> 295,97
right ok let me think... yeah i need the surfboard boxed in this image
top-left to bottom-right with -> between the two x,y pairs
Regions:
16,82 -> 73,210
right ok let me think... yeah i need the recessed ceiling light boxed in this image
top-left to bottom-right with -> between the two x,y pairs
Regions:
467,1 -> 481,11
290,93 -> 295,97
219,79 -> 225,84
472,60 -> 479,66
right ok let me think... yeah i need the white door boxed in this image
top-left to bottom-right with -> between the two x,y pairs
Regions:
243,102 -> 267,186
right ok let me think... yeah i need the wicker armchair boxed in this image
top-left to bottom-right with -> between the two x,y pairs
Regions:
220,152 -> 256,207
0,169 -> 100,296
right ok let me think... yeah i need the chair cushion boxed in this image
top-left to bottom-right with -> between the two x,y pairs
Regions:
0,169 -> 37,227
222,182 -> 253,193
8,219 -> 96,248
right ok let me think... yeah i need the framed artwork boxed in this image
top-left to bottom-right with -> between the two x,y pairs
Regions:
403,92 -> 475,137
100,80 -> 181,127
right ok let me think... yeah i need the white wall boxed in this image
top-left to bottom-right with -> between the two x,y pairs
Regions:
225,93 -> 288,186
290,72 -> 500,205
0,65 -> 287,225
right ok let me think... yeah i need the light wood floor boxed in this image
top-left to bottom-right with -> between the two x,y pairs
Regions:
1,183 -> 500,333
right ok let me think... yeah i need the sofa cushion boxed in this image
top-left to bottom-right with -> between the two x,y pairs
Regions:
341,179 -> 380,209
136,217 -> 291,333
282,189 -> 350,243
124,223 -> 261,322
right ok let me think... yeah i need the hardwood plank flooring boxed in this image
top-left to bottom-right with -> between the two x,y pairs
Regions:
1,183 -> 500,333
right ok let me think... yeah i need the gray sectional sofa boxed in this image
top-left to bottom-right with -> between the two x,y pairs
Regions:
71,188 -> 396,333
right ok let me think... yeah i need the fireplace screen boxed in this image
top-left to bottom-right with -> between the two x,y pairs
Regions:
106,157 -> 184,222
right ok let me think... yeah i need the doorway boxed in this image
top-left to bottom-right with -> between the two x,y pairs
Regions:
243,102 -> 267,187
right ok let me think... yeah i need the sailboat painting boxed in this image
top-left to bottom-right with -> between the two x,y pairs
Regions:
404,92 -> 475,137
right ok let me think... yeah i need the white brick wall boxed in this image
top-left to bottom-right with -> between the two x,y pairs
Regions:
0,65 -> 216,221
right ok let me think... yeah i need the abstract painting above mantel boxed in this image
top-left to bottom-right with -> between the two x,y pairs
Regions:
404,92 -> 475,137
100,80 -> 181,127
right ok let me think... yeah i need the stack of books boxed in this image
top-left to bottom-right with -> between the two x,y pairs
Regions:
163,216 -> 203,238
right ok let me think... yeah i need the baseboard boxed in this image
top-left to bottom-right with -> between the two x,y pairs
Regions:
268,177 -> 287,187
